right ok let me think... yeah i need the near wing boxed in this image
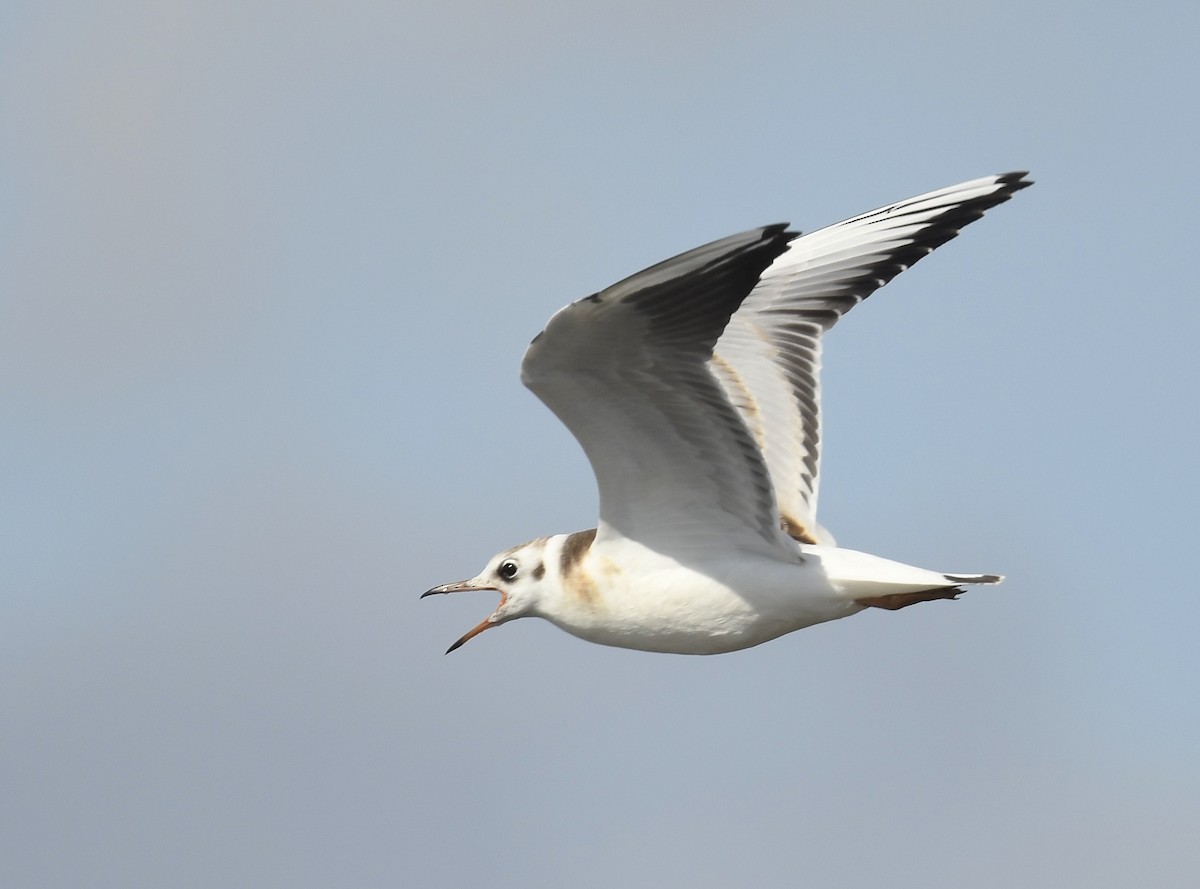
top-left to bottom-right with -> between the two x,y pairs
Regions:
712,172 -> 1032,546
521,226 -> 801,559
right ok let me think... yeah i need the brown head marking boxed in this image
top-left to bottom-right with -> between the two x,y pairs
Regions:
559,528 -> 598,605
560,528 -> 596,575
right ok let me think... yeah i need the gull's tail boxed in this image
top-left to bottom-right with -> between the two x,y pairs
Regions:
943,572 -> 1004,585
855,572 -> 1002,610
816,546 -> 1004,611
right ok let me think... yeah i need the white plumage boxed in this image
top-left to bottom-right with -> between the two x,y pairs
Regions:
424,172 -> 1029,655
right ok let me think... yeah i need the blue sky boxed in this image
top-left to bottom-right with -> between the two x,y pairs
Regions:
3,2 -> 1198,886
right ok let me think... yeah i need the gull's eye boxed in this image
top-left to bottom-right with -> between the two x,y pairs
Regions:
498,559 -> 519,580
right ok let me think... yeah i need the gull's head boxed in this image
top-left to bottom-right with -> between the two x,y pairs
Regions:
421,538 -> 552,653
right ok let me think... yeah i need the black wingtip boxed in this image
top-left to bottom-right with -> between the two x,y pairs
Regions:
997,170 -> 1034,193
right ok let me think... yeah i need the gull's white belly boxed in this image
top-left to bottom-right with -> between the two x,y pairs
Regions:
540,544 -> 859,655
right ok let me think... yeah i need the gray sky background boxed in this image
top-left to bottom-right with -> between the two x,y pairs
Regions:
4,2 -> 1199,887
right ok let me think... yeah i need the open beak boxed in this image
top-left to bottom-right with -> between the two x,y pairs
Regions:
421,580 -> 488,598
421,580 -> 506,654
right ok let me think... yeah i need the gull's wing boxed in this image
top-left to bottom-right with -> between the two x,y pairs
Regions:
712,172 -> 1032,546
521,226 -> 802,558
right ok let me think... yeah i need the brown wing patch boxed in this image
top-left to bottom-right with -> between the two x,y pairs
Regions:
781,514 -> 819,545
711,352 -> 765,450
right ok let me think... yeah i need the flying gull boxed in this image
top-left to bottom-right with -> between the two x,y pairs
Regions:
424,172 -> 1031,655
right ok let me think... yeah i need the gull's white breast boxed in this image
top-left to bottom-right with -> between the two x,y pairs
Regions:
538,536 -> 860,655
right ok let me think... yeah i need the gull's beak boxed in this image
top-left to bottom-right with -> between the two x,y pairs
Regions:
443,616 -> 496,654
421,579 -> 488,598
421,579 -> 505,654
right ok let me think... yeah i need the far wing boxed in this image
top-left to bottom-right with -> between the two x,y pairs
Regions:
712,172 -> 1032,545
521,226 -> 801,559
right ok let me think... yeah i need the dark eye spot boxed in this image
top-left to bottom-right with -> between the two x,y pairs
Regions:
498,560 -> 519,580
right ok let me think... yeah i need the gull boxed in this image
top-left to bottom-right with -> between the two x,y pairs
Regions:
424,172 -> 1030,655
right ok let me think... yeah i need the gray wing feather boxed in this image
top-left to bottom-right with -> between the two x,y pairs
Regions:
713,171 -> 1032,545
522,225 -> 800,557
